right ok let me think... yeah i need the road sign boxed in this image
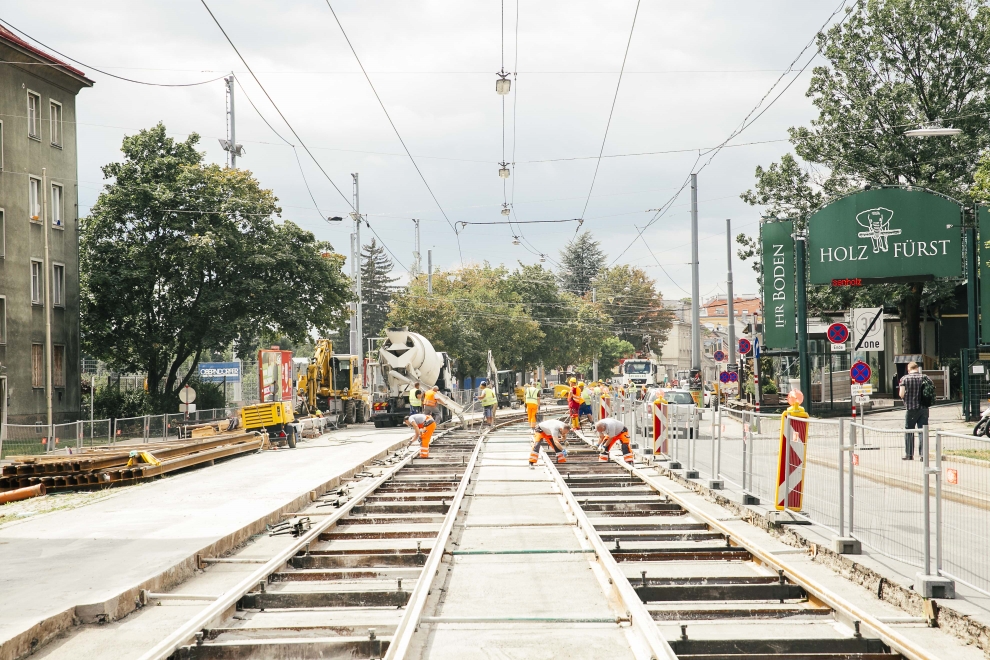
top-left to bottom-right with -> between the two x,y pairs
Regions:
850,360 -> 872,384
827,322 -> 849,344
755,337 -> 760,359
853,307 -> 884,351
720,371 -> 730,383
738,338 -> 752,355
728,372 -> 739,383
178,386 -> 197,404
714,350 -> 726,362
178,403 -> 197,413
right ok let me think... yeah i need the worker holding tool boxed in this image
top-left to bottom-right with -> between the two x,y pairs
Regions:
422,385 -> 440,419
595,417 -> 634,464
524,380 -> 541,429
405,413 -> 437,458
478,381 -> 497,426
408,382 -> 423,414
529,418 -> 572,465
567,377 -> 581,429
579,381 -> 594,428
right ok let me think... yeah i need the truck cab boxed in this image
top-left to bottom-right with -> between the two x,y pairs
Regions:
618,359 -> 659,388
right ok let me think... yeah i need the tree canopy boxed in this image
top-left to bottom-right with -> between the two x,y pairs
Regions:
558,231 -> 607,295
361,238 -> 398,341
81,124 -> 350,409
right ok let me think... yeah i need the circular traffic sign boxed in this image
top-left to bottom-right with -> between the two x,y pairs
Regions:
850,360 -> 872,384
179,386 -> 197,403
714,350 -> 726,362
827,322 -> 849,344
738,338 -> 751,355
728,372 -> 739,383
719,371 -> 730,383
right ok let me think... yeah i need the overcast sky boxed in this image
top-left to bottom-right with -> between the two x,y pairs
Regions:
5,0 -> 843,302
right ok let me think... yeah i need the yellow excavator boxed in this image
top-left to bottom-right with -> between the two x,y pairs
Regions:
296,339 -> 371,424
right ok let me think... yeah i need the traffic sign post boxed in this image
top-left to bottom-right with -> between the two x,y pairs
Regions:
179,386 -> 197,420
714,350 -> 726,363
827,322 -> 849,344
738,338 -> 752,355
850,361 -> 872,384
720,371 -> 730,383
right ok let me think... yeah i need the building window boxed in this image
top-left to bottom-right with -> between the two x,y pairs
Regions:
51,184 -> 63,228
49,101 -> 62,146
0,297 -> 5,344
31,260 -> 42,304
53,345 -> 65,387
53,263 -> 64,307
32,344 -> 43,388
0,209 -> 5,257
29,177 -> 41,221
27,91 -> 40,138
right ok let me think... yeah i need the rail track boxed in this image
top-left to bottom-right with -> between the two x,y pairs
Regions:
40,416 -> 954,660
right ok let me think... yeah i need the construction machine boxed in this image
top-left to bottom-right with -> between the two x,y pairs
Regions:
296,339 -> 371,424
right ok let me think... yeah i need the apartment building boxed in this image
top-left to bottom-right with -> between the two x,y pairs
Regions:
0,27 -> 92,423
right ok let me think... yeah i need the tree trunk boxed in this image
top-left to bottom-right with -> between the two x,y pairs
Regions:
899,282 -> 924,354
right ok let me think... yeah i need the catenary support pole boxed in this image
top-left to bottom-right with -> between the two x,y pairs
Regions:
726,218 -> 736,364
228,74 -> 236,168
691,174 -> 701,375
427,250 -> 433,294
412,219 -> 421,275
592,288 -> 599,382
795,235 -> 811,408
352,173 -> 363,364
43,168 -> 53,445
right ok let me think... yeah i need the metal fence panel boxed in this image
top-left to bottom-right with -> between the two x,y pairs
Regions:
81,419 -> 113,448
114,415 -> 147,445
936,431 -> 990,595
1,423 -> 49,459
794,416 -> 843,534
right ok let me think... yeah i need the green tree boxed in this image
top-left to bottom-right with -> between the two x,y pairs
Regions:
361,238 -> 398,341
580,336 -> 635,378
738,0 -> 990,351
591,265 -> 673,353
81,124 -> 350,410
558,231 -> 607,295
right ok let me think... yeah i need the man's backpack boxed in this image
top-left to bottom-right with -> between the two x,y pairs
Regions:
920,374 -> 936,408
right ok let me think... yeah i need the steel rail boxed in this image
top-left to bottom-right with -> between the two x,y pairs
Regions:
384,422 -> 493,659
602,442 -> 936,660
543,450 -> 680,660
136,438 -> 423,660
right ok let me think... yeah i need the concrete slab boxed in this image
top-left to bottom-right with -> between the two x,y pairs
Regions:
462,493 -> 572,526
0,424 -> 413,659
424,624 -> 638,660
456,525 -> 583,552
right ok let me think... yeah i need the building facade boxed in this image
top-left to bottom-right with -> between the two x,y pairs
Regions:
0,28 -> 92,424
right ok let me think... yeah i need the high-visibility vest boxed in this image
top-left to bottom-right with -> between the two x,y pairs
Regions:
408,388 -> 422,406
480,388 -> 497,406
524,386 -> 540,404
581,387 -> 592,404
423,390 -> 437,406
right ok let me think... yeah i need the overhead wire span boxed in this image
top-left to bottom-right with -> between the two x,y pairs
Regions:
321,0 -> 465,265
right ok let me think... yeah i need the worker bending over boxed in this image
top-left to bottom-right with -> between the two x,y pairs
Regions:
529,418 -> 571,465
595,417 -> 633,464
524,380 -> 541,429
405,413 -> 437,459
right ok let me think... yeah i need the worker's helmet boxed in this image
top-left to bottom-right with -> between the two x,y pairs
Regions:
578,381 -> 585,387
568,377 -> 577,383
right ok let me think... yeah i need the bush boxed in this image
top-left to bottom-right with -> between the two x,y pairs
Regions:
93,386 -> 152,419
762,381 -> 779,395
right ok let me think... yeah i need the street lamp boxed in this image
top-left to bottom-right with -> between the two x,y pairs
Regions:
512,236 -> 521,245
327,216 -> 343,222
905,126 -> 962,137
498,162 -> 511,178
496,70 -> 511,95
501,203 -> 511,216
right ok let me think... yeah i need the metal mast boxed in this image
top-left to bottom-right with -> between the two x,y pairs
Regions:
690,173 -> 701,375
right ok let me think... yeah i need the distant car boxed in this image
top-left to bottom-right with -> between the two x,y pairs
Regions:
663,389 -> 700,439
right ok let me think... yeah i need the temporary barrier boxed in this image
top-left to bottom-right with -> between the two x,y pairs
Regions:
775,411 -> 810,511
652,399 -> 668,457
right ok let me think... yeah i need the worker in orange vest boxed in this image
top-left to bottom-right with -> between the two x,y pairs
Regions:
405,413 -> 436,459
595,417 -> 634,464
529,418 -> 571,465
422,385 -> 439,419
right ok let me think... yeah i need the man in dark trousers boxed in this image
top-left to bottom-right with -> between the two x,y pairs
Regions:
898,361 -> 932,460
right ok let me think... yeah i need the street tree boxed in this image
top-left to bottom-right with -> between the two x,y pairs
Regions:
361,238 -> 398,342
558,231 -> 607,295
81,124 -> 350,409
738,0 -> 990,352
591,265 -> 673,353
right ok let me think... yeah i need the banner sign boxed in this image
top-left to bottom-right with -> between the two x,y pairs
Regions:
198,361 -> 241,383
980,207 -> 990,342
761,220 -> 796,349
808,188 -> 962,284
259,349 -> 293,401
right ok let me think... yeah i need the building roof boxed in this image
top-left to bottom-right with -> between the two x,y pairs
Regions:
0,25 -> 93,85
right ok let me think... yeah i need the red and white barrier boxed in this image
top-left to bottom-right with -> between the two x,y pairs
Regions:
774,410 -> 810,511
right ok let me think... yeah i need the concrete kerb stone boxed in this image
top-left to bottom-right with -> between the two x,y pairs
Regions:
0,433 -> 417,660
650,462 -> 990,656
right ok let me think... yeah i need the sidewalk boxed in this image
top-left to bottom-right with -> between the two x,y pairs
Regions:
0,424 -> 413,660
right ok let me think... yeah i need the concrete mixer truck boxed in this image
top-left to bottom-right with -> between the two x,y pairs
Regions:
370,328 -> 462,427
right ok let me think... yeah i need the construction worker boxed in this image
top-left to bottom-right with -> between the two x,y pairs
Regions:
595,417 -> 634,465
529,418 -> 571,465
422,385 -> 439,419
524,380 -> 541,429
405,413 -> 437,458
566,377 -> 581,429
478,381 -> 497,426
579,381 -> 594,427
408,382 -> 423,414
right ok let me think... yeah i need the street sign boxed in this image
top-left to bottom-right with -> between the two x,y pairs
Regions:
852,307 -> 884,351
830,343 -> 847,352
178,386 -> 197,404
714,350 -> 726,362
827,322 -> 849,344
850,360 -> 872,384
738,338 -> 752,355
178,403 -> 197,413
198,362 -> 241,383
755,337 -> 760,359
728,372 -> 739,383
720,371 -> 730,383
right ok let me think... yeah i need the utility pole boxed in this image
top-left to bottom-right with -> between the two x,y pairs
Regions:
592,288 -> 599,382
427,249 -> 433,294
412,219 -> 421,276
42,168 -> 52,439
220,74 -> 244,168
690,173 -> 701,379
350,173 -> 363,364
726,218 -> 737,368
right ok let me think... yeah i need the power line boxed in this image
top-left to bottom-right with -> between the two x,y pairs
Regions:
321,0 -> 464,265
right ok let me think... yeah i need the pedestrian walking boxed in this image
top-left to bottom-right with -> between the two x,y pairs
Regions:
524,380 -> 541,429
478,381 -> 497,426
898,361 -> 934,460
595,417 -> 634,464
408,382 -> 423,415
405,413 -> 436,459
529,418 -> 571,465
423,385 -> 440,419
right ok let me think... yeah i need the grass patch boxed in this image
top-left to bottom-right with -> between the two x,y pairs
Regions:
945,449 -> 990,462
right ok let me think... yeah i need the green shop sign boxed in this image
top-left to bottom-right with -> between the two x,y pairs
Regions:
761,219 -> 796,349
808,188 -> 962,284
980,207 -> 990,341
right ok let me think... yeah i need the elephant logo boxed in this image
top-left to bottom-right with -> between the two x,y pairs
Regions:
855,207 -> 901,253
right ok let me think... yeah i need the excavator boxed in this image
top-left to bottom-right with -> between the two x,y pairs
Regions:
296,339 -> 371,425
